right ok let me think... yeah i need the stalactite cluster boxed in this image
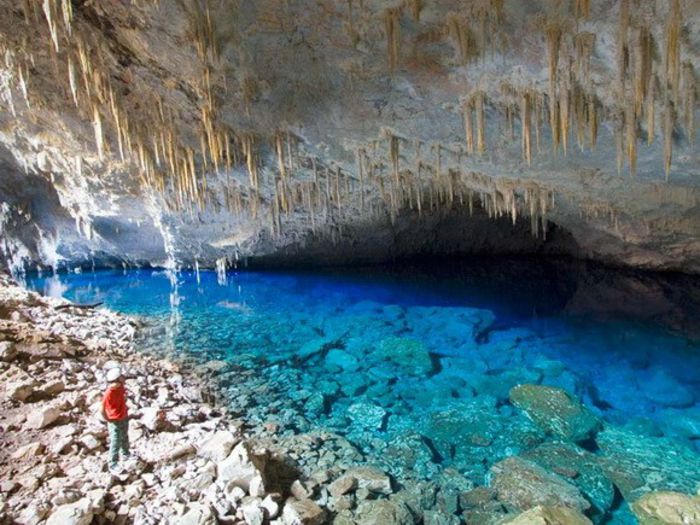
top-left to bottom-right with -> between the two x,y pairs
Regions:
384,7 -> 402,74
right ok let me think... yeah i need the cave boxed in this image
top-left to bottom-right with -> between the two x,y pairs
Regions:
0,1 -> 699,524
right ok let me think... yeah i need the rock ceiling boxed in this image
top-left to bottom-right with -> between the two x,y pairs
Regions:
0,0 -> 698,272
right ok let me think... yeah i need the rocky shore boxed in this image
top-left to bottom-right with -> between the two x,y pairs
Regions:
1,273 -> 700,525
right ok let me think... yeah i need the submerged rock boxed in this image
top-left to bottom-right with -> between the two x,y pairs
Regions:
509,384 -> 600,442
630,491 -> 700,525
347,402 -> 386,431
488,457 -> 591,513
376,337 -> 434,376
282,498 -> 326,525
596,427 -> 700,502
502,505 -> 593,525
641,370 -> 695,408
353,499 -> 413,525
523,442 -> 614,519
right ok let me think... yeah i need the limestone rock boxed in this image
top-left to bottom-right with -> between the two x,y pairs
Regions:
217,441 -> 268,493
325,349 -> 360,372
630,491 -> 700,525
0,341 -> 16,361
25,405 -> 61,429
328,475 -> 357,498
509,385 -> 600,442
595,426 -> 700,502
178,503 -> 216,525
347,402 -> 386,431
502,505 -> 594,525
488,457 -> 591,513
45,498 -> 93,525
377,337 -> 434,375
523,442 -> 614,518
344,467 -> 392,495
353,499 -> 413,525
198,430 -> 238,462
282,498 -> 326,525
11,442 -> 45,460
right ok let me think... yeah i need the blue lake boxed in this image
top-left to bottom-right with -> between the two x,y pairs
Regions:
25,258 -> 700,523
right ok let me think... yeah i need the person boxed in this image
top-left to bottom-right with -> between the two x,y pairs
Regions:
102,366 -> 130,472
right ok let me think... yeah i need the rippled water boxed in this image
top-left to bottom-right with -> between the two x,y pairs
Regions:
26,258 -> 700,523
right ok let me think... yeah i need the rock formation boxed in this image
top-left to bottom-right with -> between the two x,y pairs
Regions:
0,1 -> 698,274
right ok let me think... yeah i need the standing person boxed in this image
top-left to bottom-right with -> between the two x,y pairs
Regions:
102,367 -> 130,472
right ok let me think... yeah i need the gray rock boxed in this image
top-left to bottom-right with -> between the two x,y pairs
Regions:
328,475 -> 357,498
0,341 -> 16,361
25,405 -> 61,429
353,499 -> 414,525
217,441 -> 268,494
178,503 -> 216,525
45,498 -> 93,525
282,498 -> 326,525
347,402 -> 386,431
198,430 -> 238,462
344,467 -> 392,495
488,457 -> 591,513
509,384 -> 600,442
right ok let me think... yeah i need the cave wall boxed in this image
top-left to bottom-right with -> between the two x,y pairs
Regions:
0,0 -> 698,273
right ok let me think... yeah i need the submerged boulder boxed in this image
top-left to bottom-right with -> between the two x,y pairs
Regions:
502,505 -> 593,525
509,384 -> 600,442
630,491 -> 700,525
523,442 -> 614,519
487,457 -> 591,513
352,499 -> 413,525
376,337 -> 434,376
596,426 -> 700,502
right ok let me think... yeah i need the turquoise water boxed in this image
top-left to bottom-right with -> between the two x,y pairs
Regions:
26,258 -> 700,522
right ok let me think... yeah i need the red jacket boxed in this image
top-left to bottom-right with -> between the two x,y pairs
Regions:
103,384 -> 128,421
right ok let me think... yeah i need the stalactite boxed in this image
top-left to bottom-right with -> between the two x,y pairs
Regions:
67,54 -> 78,107
664,99 -> 674,180
475,92 -> 486,155
446,13 -> 474,66
559,84 -> 570,155
42,0 -> 60,53
616,0 -> 630,93
615,111 -> 624,175
625,102 -> 637,176
463,99 -> 474,154
665,0 -> 681,105
646,78 -> 656,145
574,32 -> 596,87
545,21 -> 563,152
520,91 -> 532,165
534,92 -> 543,154
573,0 -> 589,20
682,62 -> 696,144
633,26 -> 653,117
384,7 -> 401,75
408,0 -> 423,22
92,104 -> 104,161
587,94 -> 597,148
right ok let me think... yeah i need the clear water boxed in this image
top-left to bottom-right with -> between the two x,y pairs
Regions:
26,258 -> 700,522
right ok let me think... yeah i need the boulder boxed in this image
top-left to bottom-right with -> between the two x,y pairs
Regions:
596,426 -> 700,501
140,406 -> 175,432
217,441 -> 268,493
0,341 -> 16,361
502,505 -> 593,525
179,503 -> 216,525
25,404 -> 61,429
347,402 -> 386,431
45,498 -> 93,525
377,337 -> 434,375
630,491 -> 700,525
488,457 -> 591,513
328,475 -> 357,498
198,430 -> 238,462
11,441 -> 45,460
352,499 -> 413,525
282,498 -> 326,525
6,378 -> 37,402
523,442 -> 614,518
344,467 -> 392,495
325,349 -> 360,372
509,384 -> 600,442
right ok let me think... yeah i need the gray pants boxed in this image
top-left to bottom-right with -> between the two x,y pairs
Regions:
108,418 -> 130,466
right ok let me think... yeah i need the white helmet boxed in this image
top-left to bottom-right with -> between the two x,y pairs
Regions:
106,367 -> 123,382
